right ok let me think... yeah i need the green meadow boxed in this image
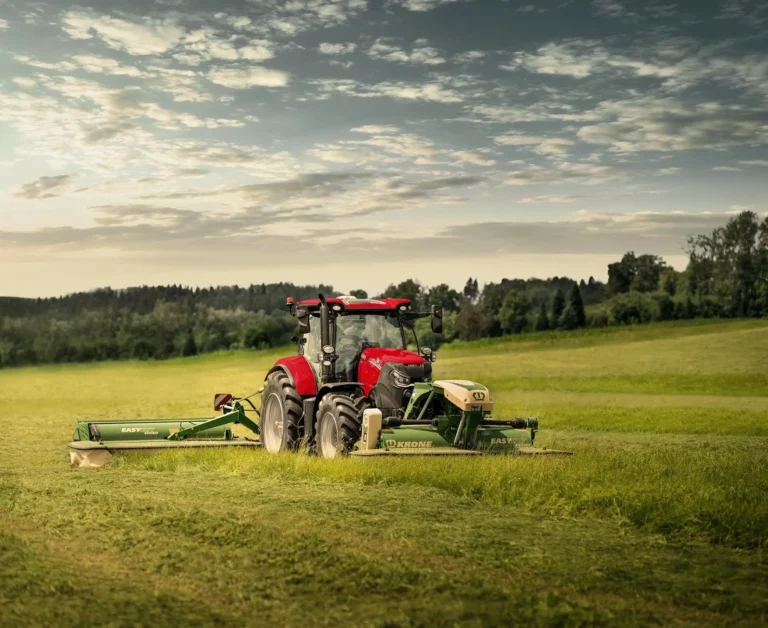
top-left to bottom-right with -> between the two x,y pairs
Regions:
1,319 -> 767,626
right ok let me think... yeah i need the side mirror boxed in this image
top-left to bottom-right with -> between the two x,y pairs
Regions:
296,305 -> 310,335
431,305 -> 443,334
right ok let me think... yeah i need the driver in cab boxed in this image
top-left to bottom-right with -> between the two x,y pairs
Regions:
336,319 -> 367,381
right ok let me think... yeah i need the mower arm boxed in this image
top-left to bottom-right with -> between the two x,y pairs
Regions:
167,405 -> 260,441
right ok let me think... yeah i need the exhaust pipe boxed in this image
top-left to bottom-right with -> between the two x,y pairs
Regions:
318,293 -> 332,383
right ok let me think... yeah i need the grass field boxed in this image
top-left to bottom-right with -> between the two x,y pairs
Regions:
1,319 -> 767,626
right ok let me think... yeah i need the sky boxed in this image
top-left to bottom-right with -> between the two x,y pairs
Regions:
0,0 -> 767,298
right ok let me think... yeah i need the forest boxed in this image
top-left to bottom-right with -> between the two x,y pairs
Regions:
0,211 -> 766,368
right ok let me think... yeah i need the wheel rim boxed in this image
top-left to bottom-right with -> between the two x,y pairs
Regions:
262,393 -> 284,453
318,412 -> 339,459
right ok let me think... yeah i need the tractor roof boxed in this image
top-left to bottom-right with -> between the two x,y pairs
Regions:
297,296 -> 411,311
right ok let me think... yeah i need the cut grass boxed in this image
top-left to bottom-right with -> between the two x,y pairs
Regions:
1,318 -> 768,626
126,433 -> 768,550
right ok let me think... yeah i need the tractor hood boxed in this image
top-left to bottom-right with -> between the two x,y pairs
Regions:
358,347 -> 425,396
362,347 -> 425,366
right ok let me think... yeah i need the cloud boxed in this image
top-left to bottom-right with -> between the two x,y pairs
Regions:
0,209 -> 738,267
372,83 -> 461,103
62,10 -> 184,55
311,129 -> 496,167
351,125 -> 400,134
466,104 -> 546,124
518,4 -> 547,13
174,29 -> 275,65
207,66 -> 290,88
12,55 -> 77,72
264,0 -> 369,35
140,172 -> 371,203
391,0 -> 466,11
453,50 -> 485,63
308,146 -> 386,164
0,173 -> 489,263
145,66 -> 214,103
420,211 -> 726,255
494,135 -> 575,155
311,78 -> 463,102
367,38 -> 446,65
12,77 -> 36,88
0,78 -> 283,179
138,172 -> 482,222
578,97 -> 768,152
740,160 -> 768,167
450,150 -> 496,166
655,167 -> 680,176
83,120 -> 139,144
313,132 -> 440,165
14,174 -> 74,199
502,41 -> 603,78
72,55 -> 146,77
319,42 -> 357,54
0,19 -> 8,29
712,166 -> 742,172
331,210 -> 734,261
519,195 -> 584,204
500,38 -> 695,84
499,37 -> 768,100
716,0 -> 765,21
92,204 -> 201,228
504,162 -> 618,185
592,0 -> 632,18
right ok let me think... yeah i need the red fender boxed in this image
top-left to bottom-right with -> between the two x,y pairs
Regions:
268,356 -> 318,397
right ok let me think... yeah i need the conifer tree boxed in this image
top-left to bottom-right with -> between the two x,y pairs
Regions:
569,284 -> 587,328
552,288 -> 566,321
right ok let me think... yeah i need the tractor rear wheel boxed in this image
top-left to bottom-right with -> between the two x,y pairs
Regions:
260,370 -> 303,453
316,393 -> 370,459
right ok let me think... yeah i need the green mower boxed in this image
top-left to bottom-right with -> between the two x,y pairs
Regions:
68,294 -> 569,466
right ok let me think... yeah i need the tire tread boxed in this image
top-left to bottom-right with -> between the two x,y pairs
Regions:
317,392 -> 370,456
260,370 -> 303,451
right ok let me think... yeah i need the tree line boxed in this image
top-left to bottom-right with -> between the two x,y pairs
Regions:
0,211 -> 765,368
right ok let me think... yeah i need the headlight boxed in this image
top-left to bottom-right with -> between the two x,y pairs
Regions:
421,347 -> 432,356
323,345 -> 334,355
390,369 -> 411,388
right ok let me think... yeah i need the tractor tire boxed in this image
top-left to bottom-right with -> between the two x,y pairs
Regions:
316,393 -> 370,459
260,370 -> 303,454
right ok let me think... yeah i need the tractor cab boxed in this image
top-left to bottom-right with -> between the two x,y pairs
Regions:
291,296 -> 442,393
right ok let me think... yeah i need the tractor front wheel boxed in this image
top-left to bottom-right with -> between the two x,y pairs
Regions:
260,370 -> 303,453
316,393 -> 369,459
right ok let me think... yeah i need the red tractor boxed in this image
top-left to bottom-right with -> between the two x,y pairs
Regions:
259,295 -> 441,458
